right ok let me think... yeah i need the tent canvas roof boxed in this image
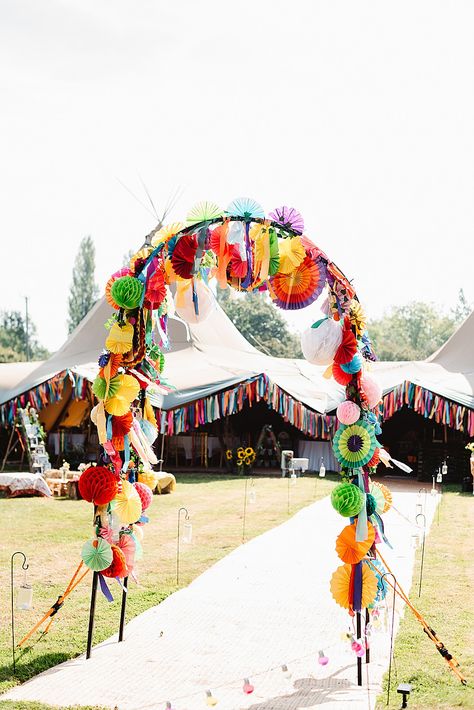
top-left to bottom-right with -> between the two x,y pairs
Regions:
1,297 -> 472,419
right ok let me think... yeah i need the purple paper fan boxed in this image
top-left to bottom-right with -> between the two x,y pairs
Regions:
269,206 -> 305,235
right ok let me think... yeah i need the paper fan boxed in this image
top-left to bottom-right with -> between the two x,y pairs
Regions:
330,563 -> 378,610
334,321 -> 358,365
252,225 -> 280,277
278,236 -> 306,274
99,353 -> 123,380
112,480 -> 142,524
364,558 -> 388,601
269,206 -> 304,234
187,201 -> 222,224
332,361 -> 353,386
171,234 -> 198,279
116,374 -> 140,402
229,244 -> 247,278
82,538 -> 113,572
102,544 -> 128,579
375,481 -> 393,513
118,533 -> 136,574
333,420 -> 377,468
226,197 -> 265,220
335,521 -> 375,564
270,256 -> 326,310
112,411 -> 133,437
151,222 -> 186,247
368,482 -> 387,514
105,268 -> 131,309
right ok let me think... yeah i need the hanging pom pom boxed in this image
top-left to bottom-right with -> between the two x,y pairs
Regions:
110,276 -> 144,310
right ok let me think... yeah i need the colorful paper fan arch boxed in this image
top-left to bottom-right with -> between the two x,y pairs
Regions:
85,196 -> 390,637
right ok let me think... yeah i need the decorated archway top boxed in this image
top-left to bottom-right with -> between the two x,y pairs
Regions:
109,197 -> 360,320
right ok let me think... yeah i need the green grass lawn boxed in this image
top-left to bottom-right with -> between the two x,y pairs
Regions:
378,489 -> 474,709
0,473 -> 334,708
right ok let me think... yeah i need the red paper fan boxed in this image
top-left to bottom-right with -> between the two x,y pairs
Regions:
209,222 -> 230,254
112,435 -> 125,451
332,362 -> 353,385
145,269 -> 166,309
112,412 -> 133,437
102,545 -> 128,579
270,256 -> 325,310
334,319 -> 357,364
229,244 -> 248,278
171,234 -> 198,279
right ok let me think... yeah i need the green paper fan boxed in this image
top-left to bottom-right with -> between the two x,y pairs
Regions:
268,229 -> 280,276
333,420 -> 377,468
186,201 -> 223,225
92,374 -> 121,401
81,538 -> 113,572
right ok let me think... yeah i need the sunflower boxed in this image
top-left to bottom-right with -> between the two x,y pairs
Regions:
244,456 -> 251,466
237,449 -> 245,460
226,449 -> 233,460
245,447 -> 254,456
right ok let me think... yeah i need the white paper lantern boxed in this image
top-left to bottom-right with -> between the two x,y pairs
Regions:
174,280 -> 216,324
301,318 -> 342,366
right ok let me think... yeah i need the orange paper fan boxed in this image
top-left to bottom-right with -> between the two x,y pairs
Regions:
335,521 -> 375,564
270,256 -> 325,310
330,562 -> 378,610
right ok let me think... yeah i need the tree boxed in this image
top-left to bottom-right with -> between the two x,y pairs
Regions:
67,236 -> 99,333
216,289 -> 303,358
451,288 -> 472,323
0,311 -> 49,362
368,302 -> 456,361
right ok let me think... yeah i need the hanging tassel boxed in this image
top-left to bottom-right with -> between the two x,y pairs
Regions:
352,561 -> 363,612
98,573 -> 114,602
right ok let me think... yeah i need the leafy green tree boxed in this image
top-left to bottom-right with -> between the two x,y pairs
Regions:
0,311 -> 49,362
451,288 -> 472,323
67,236 -> 99,333
368,302 -> 456,361
217,289 -> 303,358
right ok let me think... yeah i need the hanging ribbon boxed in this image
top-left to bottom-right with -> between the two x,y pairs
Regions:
98,573 -> 114,602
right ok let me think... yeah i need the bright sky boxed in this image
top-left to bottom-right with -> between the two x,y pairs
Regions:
1,1 -> 473,352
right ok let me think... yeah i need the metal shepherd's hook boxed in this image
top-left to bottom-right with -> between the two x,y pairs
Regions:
176,507 -> 190,586
381,570 -> 398,707
415,512 -> 427,597
11,551 -> 29,674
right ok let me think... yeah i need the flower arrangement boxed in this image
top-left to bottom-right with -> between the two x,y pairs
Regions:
225,446 -> 256,473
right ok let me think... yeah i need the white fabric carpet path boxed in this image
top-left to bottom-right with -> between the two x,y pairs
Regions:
2,482 -> 438,710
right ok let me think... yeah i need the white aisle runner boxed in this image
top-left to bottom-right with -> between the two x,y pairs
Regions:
2,485 -> 438,710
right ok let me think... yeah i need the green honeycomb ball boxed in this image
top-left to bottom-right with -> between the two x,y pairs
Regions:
110,276 -> 144,310
331,482 -> 364,517
92,374 -> 121,401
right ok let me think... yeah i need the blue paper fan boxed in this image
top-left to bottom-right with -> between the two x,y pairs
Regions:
186,201 -> 222,225
225,197 -> 265,220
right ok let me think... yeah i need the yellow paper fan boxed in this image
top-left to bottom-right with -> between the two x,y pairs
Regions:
116,374 -> 140,402
129,246 -> 153,271
151,222 -> 186,247
112,480 -> 142,524
278,236 -> 306,274
105,322 -> 134,354
330,563 -> 378,610
104,394 -> 131,416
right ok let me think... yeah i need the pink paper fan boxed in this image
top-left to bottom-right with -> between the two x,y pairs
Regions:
118,534 -> 136,574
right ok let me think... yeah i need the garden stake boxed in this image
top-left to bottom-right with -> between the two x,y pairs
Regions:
10,551 -> 28,674
18,560 -> 89,648
118,575 -> 129,642
86,571 -> 99,659
368,552 -> 467,685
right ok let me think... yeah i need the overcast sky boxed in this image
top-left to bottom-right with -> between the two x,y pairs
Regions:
1,0 -> 473,352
